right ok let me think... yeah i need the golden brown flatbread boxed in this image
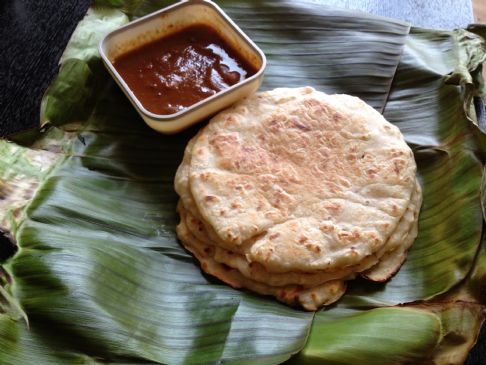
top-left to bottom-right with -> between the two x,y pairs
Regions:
174,87 -> 421,310
177,208 -> 346,310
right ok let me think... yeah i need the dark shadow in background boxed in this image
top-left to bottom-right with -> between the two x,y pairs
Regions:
0,0 -> 90,137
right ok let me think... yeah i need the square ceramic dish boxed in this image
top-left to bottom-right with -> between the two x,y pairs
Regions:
99,0 -> 266,134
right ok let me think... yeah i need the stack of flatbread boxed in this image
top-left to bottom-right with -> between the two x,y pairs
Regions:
175,87 -> 421,310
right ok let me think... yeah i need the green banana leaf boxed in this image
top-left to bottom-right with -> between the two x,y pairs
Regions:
2,1 -> 486,364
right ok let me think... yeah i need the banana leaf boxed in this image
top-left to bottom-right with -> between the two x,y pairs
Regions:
1,1 -> 486,364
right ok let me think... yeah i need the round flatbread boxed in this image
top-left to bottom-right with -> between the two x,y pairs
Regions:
362,181 -> 421,281
179,87 -> 418,272
179,181 -> 420,287
177,210 -> 346,310
174,87 -> 422,310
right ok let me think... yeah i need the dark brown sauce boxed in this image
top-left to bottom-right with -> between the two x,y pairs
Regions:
113,24 -> 258,115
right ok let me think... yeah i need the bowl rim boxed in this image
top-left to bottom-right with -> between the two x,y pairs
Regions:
98,0 -> 267,123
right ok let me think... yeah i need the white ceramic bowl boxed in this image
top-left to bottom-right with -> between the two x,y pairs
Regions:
99,0 -> 266,134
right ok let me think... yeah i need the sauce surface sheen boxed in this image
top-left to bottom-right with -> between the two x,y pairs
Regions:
113,24 -> 257,115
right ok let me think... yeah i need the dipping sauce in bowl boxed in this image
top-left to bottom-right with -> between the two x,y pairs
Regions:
99,0 -> 266,133
112,24 -> 258,115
